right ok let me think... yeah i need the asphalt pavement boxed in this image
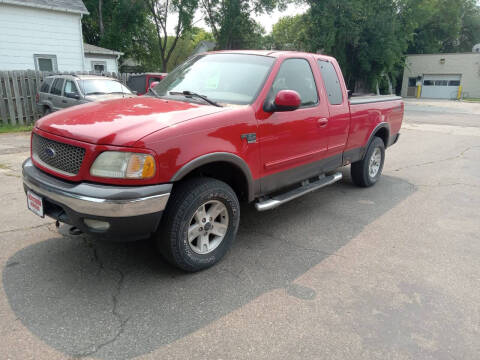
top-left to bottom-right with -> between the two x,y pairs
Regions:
0,99 -> 479,360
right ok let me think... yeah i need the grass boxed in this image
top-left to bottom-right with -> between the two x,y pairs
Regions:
0,123 -> 34,134
462,98 -> 480,103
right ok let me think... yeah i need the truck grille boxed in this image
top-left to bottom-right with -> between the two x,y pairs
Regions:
32,134 -> 85,176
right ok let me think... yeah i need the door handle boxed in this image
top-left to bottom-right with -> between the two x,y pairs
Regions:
317,118 -> 329,127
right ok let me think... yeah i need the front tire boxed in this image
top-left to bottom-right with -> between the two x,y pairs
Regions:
156,177 -> 240,272
351,136 -> 385,187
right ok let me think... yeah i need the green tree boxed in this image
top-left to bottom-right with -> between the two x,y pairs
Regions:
271,14 -> 309,51
146,0 -> 200,72
304,0 -> 418,92
82,0 -> 150,61
200,0 -> 287,49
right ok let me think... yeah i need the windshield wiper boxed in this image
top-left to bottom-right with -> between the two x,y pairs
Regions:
169,90 -> 222,107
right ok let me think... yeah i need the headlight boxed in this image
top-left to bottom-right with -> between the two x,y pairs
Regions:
90,152 -> 156,179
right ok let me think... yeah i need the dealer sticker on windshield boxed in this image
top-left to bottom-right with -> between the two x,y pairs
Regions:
27,190 -> 44,218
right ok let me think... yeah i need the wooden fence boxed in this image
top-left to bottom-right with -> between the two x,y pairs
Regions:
0,71 -> 139,125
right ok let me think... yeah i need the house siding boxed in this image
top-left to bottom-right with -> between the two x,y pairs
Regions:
0,3 -> 85,71
401,53 -> 480,98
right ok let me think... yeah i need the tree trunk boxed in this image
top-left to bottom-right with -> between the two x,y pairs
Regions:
99,0 -> 104,37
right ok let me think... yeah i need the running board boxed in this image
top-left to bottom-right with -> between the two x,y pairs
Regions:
255,172 -> 342,211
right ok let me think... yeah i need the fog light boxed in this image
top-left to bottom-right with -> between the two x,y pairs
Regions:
84,219 -> 110,231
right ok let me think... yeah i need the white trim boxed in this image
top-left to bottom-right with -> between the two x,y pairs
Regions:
34,54 -> 58,72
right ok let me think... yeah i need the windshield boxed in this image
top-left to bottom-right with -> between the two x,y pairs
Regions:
79,79 -> 131,95
152,54 -> 275,105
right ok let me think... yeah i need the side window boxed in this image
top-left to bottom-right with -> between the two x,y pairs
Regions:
318,60 -> 343,105
40,78 -> 53,93
64,80 -> 78,95
270,58 -> 318,107
50,78 -> 64,95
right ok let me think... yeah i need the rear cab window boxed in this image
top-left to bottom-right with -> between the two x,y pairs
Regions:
40,78 -> 54,93
50,78 -> 64,96
269,58 -> 319,107
317,60 -> 343,105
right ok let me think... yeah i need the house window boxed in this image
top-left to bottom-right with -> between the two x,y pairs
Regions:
34,55 -> 58,72
91,61 -> 107,73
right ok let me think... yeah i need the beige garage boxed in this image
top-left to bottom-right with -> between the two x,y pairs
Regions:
401,52 -> 480,99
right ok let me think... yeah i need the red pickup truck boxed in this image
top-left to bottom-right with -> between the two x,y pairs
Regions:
23,51 -> 403,271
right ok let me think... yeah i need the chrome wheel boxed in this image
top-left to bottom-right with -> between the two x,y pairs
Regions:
187,200 -> 229,255
368,147 -> 382,178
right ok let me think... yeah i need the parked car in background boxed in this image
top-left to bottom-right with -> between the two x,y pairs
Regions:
127,73 -> 167,95
37,74 -> 134,115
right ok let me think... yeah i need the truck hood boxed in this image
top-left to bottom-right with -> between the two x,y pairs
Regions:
36,97 -> 225,147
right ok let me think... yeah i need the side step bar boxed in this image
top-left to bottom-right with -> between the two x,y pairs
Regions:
255,172 -> 342,211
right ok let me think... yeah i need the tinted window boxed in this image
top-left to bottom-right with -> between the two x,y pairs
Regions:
153,54 -> 275,105
269,58 -> 318,107
50,78 -> 64,95
127,75 -> 146,93
40,78 -> 53,93
64,80 -> 78,95
318,60 -> 343,105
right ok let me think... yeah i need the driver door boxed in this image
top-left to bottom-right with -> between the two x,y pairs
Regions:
257,58 -> 330,194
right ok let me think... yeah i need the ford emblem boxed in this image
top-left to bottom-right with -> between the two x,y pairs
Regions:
45,147 -> 56,158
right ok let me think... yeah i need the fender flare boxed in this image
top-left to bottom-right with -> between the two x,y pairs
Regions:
362,122 -> 390,158
170,152 -> 256,202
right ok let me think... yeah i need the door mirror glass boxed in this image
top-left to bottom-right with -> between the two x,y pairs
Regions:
264,90 -> 301,112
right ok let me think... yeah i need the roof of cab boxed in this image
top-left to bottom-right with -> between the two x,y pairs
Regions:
202,49 -> 336,61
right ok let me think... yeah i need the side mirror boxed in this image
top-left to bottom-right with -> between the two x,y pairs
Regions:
66,92 -> 80,100
149,81 -> 160,90
347,89 -> 353,99
264,90 -> 301,112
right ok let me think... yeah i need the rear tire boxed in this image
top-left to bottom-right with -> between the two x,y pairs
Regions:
156,177 -> 240,272
351,136 -> 385,187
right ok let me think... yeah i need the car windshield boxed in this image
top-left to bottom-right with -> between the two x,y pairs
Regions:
152,54 -> 275,105
78,79 -> 131,95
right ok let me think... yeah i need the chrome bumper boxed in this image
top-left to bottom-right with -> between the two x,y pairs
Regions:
22,158 -> 171,218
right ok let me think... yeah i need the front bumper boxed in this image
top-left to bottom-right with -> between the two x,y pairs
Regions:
22,158 -> 172,240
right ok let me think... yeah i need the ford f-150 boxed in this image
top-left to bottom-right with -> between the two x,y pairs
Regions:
23,51 -> 403,271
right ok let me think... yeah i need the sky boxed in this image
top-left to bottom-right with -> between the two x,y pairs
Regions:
167,3 -> 309,35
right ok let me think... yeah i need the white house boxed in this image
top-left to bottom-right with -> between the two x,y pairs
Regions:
0,0 -> 123,73
84,43 -> 123,73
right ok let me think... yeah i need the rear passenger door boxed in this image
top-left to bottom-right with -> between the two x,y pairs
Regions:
49,78 -> 65,111
317,59 -> 350,156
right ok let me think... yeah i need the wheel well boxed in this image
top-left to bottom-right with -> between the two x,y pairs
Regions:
374,127 -> 389,147
179,161 -> 249,202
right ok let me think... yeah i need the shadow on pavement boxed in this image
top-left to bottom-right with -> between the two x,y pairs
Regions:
3,171 -> 415,359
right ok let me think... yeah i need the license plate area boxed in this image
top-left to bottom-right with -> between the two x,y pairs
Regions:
27,190 -> 44,217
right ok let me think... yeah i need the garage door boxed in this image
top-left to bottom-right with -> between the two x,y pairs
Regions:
421,74 -> 461,99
